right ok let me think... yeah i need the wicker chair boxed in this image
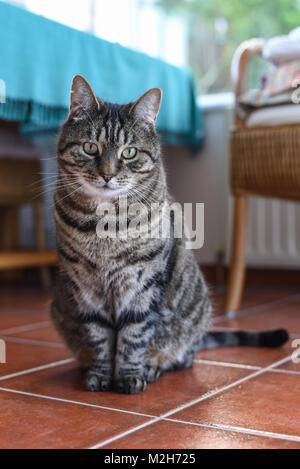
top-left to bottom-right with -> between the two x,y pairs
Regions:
225,39 -> 300,316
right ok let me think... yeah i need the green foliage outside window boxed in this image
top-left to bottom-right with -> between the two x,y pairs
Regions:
155,0 -> 300,93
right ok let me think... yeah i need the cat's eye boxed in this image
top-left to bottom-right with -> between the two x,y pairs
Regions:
83,142 -> 98,156
121,147 -> 137,160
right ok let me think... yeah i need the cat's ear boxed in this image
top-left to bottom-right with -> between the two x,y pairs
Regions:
130,88 -> 162,124
69,75 -> 100,115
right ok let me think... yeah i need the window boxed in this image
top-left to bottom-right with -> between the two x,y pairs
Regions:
156,0 -> 300,93
6,0 -> 300,94
7,0 -> 187,67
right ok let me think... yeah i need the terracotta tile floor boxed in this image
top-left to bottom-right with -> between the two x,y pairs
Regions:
0,285 -> 299,449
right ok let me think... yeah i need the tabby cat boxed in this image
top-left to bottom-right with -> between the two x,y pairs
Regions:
52,75 -> 288,394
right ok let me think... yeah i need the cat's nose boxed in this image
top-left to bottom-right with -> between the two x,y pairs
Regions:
101,173 -> 115,183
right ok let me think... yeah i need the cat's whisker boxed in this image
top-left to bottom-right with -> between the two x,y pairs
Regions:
40,157 -> 56,161
28,176 -> 59,187
31,176 -> 79,187
129,187 -> 158,208
55,184 -> 83,205
30,181 -> 80,200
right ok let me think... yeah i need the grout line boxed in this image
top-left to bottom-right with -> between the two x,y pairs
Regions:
90,352 -> 299,449
162,418 -> 300,443
213,293 -> 300,324
9,384 -> 297,446
0,358 -> 74,382
1,382 -> 300,446
0,292 -> 297,335
1,365 -> 299,449
0,321 -> 52,336
0,292 -> 298,447
89,418 -> 162,449
0,352 -> 297,449
194,359 -> 300,376
0,335 -> 65,349
194,359 -> 260,370
0,295 -> 298,346
146,354 -> 297,417
0,386 -> 157,420
263,368 -> 300,376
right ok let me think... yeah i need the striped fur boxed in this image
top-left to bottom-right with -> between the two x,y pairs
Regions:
52,76 -> 288,394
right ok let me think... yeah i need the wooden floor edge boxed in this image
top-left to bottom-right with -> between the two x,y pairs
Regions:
201,264 -> 300,287
0,250 -> 58,270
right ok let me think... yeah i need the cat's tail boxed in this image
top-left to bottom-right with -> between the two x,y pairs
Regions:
199,329 -> 289,350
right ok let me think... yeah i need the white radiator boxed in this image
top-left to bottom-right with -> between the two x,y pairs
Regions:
247,197 -> 300,268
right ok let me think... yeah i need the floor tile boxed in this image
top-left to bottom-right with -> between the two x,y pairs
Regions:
0,342 -> 71,378
216,298 -> 300,334
103,419 -> 300,449
0,286 -> 51,332
171,371 -> 300,438
276,347 -> 300,373
0,389 -> 150,449
211,287 -> 297,319
8,325 -> 62,344
0,287 -> 51,312
196,338 -> 295,368
0,362 -> 251,417
0,308 -> 50,333
0,284 -> 298,449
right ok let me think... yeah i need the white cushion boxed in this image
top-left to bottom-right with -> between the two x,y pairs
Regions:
246,104 -> 300,128
263,28 -> 300,65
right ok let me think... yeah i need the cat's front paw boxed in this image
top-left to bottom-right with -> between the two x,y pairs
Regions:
86,371 -> 113,392
115,375 -> 147,394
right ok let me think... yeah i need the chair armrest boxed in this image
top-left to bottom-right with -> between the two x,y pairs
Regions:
231,38 -> 265,101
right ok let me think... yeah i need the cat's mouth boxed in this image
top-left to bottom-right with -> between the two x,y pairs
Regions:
102,182 -> 116,190
98,185 -> 129,198
81,178 -> 128,198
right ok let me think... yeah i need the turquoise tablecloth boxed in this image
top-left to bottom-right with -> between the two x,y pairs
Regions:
0,1 -> 204,149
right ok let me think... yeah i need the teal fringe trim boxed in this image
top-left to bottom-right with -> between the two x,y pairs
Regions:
0,98 -> 68,127
0,99 -> 204,151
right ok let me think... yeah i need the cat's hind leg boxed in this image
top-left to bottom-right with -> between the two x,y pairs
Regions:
144,348 -> 195,383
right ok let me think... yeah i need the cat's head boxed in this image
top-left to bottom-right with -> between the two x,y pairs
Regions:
57,75 -> 162,199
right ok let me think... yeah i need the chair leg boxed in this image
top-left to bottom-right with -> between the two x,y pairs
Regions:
34,201 -> 51,288
225,195 -> 248,317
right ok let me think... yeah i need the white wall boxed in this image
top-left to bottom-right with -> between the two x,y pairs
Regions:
164,97 -> 233,265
